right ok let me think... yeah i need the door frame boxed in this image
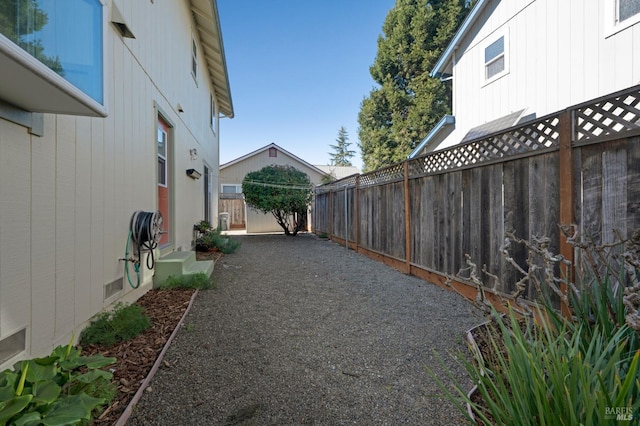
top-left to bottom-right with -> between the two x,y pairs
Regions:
154,104 -> 175,254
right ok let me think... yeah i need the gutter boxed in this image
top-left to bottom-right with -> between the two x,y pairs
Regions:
408,115 -> 455,159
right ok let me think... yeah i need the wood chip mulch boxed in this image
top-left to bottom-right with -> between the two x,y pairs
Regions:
83,288 -> 196,425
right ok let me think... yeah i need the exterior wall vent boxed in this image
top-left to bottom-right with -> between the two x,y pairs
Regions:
0,328 -> 26,365
104,277 -> 124,300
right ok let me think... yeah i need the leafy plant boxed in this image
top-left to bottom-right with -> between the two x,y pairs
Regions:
0,341 -> 116,425
160,272 -> 213,290
195,226 -> 240,254
80,303 -> 151,347
431,229 -> 640,425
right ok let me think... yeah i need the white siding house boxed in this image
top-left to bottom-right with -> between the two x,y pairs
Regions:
220,143 -> 328,233
411,0 -> 640,156
0,0 -> 233,369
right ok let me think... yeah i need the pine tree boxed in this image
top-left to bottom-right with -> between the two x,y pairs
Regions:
329,126 -> 355,166
357,0 -> 470,171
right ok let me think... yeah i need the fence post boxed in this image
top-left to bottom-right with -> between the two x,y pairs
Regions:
354,176 -> 359,252
558,109 -> 574,317
404,161 -> 411,274
329,187 -> 333,239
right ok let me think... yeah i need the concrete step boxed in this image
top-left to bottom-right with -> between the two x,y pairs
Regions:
153,250 -> 214,287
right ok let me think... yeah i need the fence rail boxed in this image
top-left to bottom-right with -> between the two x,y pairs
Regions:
314,85 -> 640,308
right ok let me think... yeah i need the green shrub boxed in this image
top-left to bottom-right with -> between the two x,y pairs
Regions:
160,272 -> 213,290
195,226 -> 241,254
0,342 -> 116,425
80,302 -> 151,346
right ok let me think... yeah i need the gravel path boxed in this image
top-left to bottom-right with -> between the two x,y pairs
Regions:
127,234 -> 482,425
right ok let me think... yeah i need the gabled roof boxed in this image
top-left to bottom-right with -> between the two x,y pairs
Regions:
431,0 -> 492,78
190,0 -> 234,118
220,143 -> 329,176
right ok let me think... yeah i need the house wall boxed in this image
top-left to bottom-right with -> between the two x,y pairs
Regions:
0,0 -> 223,369
440,0 -> 640,149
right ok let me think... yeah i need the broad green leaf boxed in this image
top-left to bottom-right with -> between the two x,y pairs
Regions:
32,381 -> 61,405
0,395 -> 33,425
73,369 -> 112,384
24,361 -> 56,383
12,411 -> 42,426
0,371 -> 18,400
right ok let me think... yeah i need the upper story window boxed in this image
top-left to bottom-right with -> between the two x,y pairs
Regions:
619,0 -> 640,22
485,37 -> 504,79
482,31 -> 509,85
210,93 -> 218,136
0,0 -> 105,116
191,36 -> 197,82
269,147 -> 277,157
606,0 -> 640,36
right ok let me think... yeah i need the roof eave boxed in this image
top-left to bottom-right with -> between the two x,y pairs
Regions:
430,0 -> 491,79
191,0 -> 234,118
408,115 -> 455,159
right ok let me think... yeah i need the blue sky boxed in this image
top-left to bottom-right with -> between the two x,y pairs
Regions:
217,1 -> 396,170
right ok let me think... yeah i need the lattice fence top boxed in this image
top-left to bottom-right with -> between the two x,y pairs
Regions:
407,115 -> 560,178
359,163 -> 405,188
314,84 -> 640,193
574,87 -> 640,144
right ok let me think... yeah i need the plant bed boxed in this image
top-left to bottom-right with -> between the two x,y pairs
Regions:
82,288 -> 196,425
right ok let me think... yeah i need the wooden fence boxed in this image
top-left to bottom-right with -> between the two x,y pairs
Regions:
314,85 -> 640,309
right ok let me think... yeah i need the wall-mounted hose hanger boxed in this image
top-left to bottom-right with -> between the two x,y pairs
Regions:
121,210 -> 164,289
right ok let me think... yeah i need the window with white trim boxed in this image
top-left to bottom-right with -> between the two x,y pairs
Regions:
619,0 -> 640,22
605,0 -> 640,36
191,36 -> 197,82
484,36 -> 505,80
221,184 -> 242,194
210,93 -> 218,136
0,0 -> 105,115
157,127 -> 168,187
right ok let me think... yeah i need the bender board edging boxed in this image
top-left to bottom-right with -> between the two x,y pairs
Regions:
115,289 -> 199,426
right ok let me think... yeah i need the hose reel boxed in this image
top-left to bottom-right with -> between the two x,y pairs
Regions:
122,210 -> 164,288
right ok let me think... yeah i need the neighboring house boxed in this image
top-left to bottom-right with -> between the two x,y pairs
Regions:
410,0 -> 640,157
219,143 -> 329,233
315,165 -> 361,182
0,0 -> 233,369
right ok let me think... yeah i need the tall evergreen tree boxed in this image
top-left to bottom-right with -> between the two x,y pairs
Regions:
357,0 -> 470,171
329,126 -> 356,166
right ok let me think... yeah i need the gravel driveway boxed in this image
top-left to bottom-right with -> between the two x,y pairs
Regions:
127,233 -> 482,425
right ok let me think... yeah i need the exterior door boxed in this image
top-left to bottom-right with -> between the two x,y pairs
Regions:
157,116 -> 171,247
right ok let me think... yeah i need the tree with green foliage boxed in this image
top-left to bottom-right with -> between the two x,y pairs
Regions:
357,0 -> 471,171
242,165 -> 313,236
0,1 -> 63,74
329,126 -> 356,166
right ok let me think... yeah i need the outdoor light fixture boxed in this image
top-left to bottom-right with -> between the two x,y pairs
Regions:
186,169 -> 202,180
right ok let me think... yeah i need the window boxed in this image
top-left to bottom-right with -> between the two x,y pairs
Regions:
191,36 -> 197,81
157,128 -> 168,186
210,94 -> 218,136
619,0 -> 640,22
0,0 -> 105,115
606,0 -> 640,36
484,36 -> 505,80
222,184 -> 242,194
269,147 -> 278,157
